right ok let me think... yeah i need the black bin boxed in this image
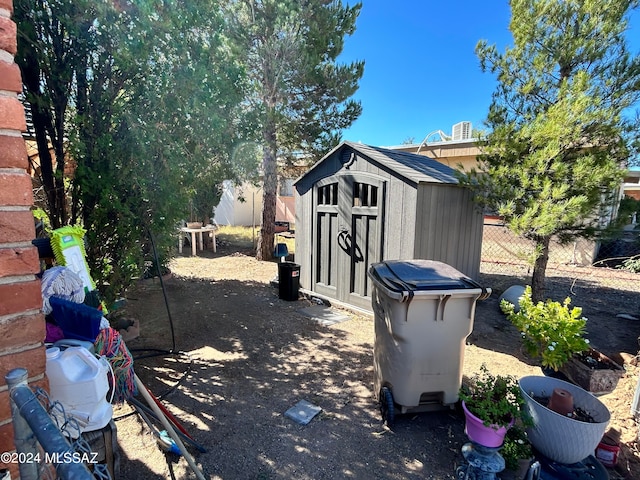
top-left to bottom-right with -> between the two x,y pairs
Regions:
278,262 -> 300,301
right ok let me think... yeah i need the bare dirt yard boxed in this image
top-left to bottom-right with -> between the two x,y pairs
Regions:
111,242 -> 640,480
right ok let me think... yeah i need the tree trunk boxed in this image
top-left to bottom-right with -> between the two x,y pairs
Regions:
18,31 -> 68,228
31,107 -> 63,228
531,235 -> 551,303
256,112 -> 278,261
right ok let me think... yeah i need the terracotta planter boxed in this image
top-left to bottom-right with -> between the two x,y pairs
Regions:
462,401 -> 512,448
547,388 -> 574,416
558,348 -> 625,395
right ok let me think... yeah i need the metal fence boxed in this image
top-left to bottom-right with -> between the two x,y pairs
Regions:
480,222 -> 640,296
4,368 -> 112,480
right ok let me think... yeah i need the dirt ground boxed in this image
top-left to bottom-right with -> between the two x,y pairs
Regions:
111,243 -> 640,480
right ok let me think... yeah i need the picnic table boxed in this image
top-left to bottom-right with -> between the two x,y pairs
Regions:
178,225 -> 217,256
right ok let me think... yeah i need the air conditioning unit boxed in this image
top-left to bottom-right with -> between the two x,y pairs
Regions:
452,121 -> 472,141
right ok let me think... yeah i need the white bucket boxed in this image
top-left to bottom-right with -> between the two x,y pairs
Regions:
46,346 -> 113,436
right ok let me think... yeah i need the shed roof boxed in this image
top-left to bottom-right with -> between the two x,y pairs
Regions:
296,141 -> 460,186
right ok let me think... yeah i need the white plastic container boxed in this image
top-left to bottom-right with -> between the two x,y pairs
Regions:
46,346 -> 113,436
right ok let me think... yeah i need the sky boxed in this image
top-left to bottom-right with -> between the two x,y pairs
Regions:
338,1 -> 640,148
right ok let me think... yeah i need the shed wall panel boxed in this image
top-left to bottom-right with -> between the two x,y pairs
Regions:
414,184 -> 482,279
294,189 -> 313,289
383,175 -> 417,260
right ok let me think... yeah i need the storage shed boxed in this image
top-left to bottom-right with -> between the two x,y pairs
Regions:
294,141 -> 484,312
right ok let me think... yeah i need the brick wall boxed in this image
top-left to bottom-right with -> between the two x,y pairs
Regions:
0,0 -> 47,476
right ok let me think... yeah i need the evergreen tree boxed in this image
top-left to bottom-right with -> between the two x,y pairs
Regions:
16,0 -> 248,304
462,0 -> 640,302
225,0 -> 364,260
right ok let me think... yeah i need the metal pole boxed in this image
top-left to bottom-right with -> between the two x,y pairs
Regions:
6,368 -> 94,480
6,368 -> 38,480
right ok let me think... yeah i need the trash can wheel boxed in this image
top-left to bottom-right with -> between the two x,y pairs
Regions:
379,386 -> 395,427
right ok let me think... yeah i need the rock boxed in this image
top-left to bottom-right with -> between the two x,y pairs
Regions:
618,352 -> 638,366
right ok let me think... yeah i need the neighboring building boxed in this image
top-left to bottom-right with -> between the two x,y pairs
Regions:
213,179 -> 296,229
390,128 -> 639,202
623,170 -> 640,201
386,121 -> 479,171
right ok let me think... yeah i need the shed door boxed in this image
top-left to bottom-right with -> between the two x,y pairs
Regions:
313,173 -> 385,309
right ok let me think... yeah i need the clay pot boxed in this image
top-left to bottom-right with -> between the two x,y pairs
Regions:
547,388 -> 574,416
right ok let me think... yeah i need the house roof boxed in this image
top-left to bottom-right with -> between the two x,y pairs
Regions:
296,141 -> 460,186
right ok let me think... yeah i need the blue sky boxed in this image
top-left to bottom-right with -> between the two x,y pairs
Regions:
338,1 -> 640,148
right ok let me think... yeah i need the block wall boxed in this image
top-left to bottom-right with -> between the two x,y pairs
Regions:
0,0 -> 47,477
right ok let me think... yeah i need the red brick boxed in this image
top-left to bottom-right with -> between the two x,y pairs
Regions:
0,462 -> 18,480
0,95 -> 25,131
0,376 -> 50,479
0,210 -> 36,243
0,0 -> 13,15
0,346 -> 46,388
0,422 -> 17,475
0,17 -> 16,56
0,280 -> 42,317
0,391 -> 7,423
0,313 -> 45,351
0,247 -> 39,278
0,135 -> 27,169
0,377 -> 47,424
0,172 -> 32,206
0,61 -> 20,93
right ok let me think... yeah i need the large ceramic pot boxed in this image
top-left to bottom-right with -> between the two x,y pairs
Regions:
519,376 -> 610,464
462,401 -> 512,448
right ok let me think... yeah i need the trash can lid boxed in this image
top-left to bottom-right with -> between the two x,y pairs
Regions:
368,260 -> 481,293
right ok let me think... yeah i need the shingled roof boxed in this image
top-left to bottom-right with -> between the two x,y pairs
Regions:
343,141 -> 459,184
296,141 -> 460,187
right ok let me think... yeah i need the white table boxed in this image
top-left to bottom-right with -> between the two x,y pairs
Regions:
178,225 -> 217,256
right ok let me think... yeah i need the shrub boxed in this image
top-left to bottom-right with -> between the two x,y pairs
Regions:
459,364 -> 528,428
501,286 -> 590,371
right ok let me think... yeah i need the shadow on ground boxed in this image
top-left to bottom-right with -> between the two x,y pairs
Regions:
115,273 -> 468,479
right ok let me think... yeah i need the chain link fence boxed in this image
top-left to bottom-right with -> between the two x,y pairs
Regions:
480,221 -> 640,300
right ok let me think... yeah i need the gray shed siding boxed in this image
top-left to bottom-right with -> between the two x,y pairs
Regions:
294,142 -> 482,311
383,178 -> 417,261
295,184 -> 313,290
414,184 -> 483,279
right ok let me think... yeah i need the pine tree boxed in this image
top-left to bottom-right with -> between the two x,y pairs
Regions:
225,0 -> 364,260
463,0 -> 640,302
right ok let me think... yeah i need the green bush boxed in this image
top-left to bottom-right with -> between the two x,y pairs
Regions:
502,425 -> 533,471
501,286 -> 590,371
618,256 -> 640,273
459,364 -> 528,429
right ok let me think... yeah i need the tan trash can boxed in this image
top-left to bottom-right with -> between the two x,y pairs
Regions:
368,260 -> 490,425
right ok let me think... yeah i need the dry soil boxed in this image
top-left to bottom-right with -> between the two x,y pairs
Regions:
111,244 -> 640,480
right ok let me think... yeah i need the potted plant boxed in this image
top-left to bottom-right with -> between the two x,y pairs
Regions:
501,286 -> 625,393
519,375 -> 611,464
459,364 -> 529,447
501,425 -> 533,475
